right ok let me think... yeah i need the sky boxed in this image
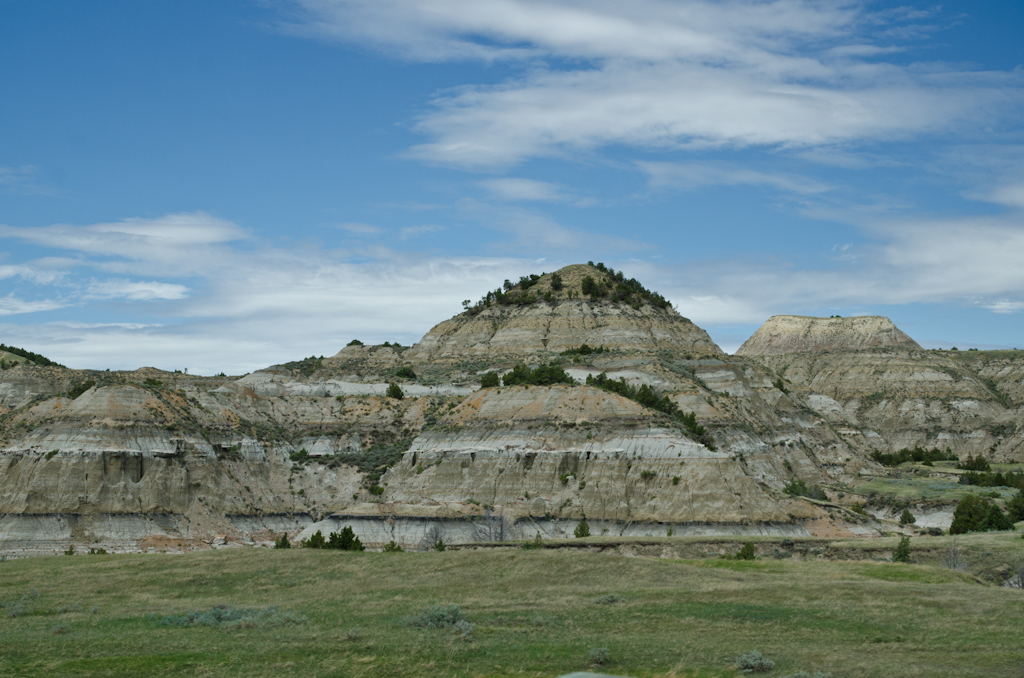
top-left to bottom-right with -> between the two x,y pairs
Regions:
1,0 -> 1023,374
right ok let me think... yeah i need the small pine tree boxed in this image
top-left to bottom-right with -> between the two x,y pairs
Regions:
950,495 -> 989,534
480,371 -> 500,388
1007,491 -> 1024,522
735,542 -> 756,560
386,382 -> 404,399
383,540 -> 404,552
574,518 -> 591,538
983,504 -> 1014,531
899,509 -> 916,525
304,530 -> 327,549
274,533 -> 291,549
435,538 -> 446,552
891,536 -> 912,563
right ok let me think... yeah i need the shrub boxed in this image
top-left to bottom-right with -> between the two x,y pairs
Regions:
736,650 -> 775,673
395,366 -> 416,379
550,273 -> 563,290
386,382 -> 404,399
736,542 -> 756,560
956,454 -> 991,472
588,647 -> 610,665
870,446 -> 957,467
345,626 -> 362,641
574,518 -> 591,538
522,533 -> 544,550
405,604 -> 467,629
153,605 -> 306,629
899,509 -> 916,525
891,536 -> 912,563
64,545 -> 74,556
289,448 -> 309,462
783,479 -> 828,501
327,526 -> 365,551
850,503 -> 868,516
1007,491 -> 1024,522
382,540 -> 404,552
941,537 -> 966,571
950,494 -> 991,534
435,538 -> 446,552
347,339 -> 363,346
480,371 -> 500,388
143,377 -> 163,388
369,485 -> 385,496
984,503 -> 1014,531
502,363 -> 574,386
303,530 -> 327,549
672,476 -> 680,485
67,380 -> 96,399
640,470 -> 657,481
274,533 -> 291,549
51,624 -> 71,635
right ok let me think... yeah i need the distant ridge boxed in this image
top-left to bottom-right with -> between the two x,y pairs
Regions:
735,315 -> 921,356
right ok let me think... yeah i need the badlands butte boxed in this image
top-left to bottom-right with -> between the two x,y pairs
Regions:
1,263 -> 1022,556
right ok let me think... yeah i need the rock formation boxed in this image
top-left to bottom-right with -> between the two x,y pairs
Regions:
736,315 -> 921,356
406,264 -> 722,362
1,265 -> 1021,556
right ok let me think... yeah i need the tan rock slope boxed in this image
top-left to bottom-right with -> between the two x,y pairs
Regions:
736,315 -> 921,356
406,264 -> 722,362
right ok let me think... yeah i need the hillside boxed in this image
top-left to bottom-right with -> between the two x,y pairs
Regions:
736,315 -> 921,356
0,265 -> 1022,556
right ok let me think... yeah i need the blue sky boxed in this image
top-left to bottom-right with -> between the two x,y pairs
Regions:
1,0 -> 1023,374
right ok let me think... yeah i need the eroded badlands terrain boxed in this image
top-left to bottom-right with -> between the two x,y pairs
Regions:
1,264 -> 1021,555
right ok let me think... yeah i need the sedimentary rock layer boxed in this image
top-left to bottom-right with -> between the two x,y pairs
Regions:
736,315 -> 921,356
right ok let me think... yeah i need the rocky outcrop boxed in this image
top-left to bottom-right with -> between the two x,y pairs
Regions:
405,264 -> 722,362
736,315 -> 921,356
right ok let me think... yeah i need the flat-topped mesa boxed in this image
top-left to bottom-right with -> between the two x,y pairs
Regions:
735,315 -> 922,356
404,263 -> 722,362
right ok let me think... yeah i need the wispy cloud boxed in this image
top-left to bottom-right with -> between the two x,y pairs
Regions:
338,222 -> 385,235
0,294 -> 63,316
399,224 -> 444,238
479,177 -> 580,202
639,161 -> 832,195
286,1 -> 1023,168
84,279 -> 190,301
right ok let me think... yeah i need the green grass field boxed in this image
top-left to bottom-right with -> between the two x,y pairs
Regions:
1,537 -> 1023,677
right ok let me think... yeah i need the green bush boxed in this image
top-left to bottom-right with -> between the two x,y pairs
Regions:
395,366 -> 416,379
303,530 -> 327,549
899,509 -> 916,525
382,540 -> 404,552
672,476 -> 680,485
783,479 -> 827,501
984,503 -> 1014,531
326,526 -> 365,551
574,519 -> 591,538
67,381 -> 96,399
501,363 -> 574,387
479,371 -> 500,388
891,536 -> 912,563
735,542 -> 756,560
593,594 -> 624,604
1007,491 -> 1024,522
289,448 -> 309,462
273,533 -> 291,549
736,650 -> 775,673
405,604 -> 467,628
347,339 -> 363,346
153,605 -> 306,629
386,382 -> 404,399
435,538 -> 446,552
588,647 -> 610,665
956,454 -> 991,472
870,446 -> 957,467
950,494 -> 992,534
550,273 -> 563,290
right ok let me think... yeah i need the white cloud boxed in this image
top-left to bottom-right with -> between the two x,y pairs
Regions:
0,294 -> 63,316
639,161 -> 832,194
479,177 -> 577,202
338,222 -> 385,235
286,0 -> 1023,168
0,211 -> 245,276
84,279 -> 190,301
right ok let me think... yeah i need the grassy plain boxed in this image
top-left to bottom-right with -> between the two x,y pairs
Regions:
1,536 -> 1023,678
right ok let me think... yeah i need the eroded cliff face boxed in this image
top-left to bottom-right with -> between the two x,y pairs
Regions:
2,269 -> 1022,555
736,315 -> 921,356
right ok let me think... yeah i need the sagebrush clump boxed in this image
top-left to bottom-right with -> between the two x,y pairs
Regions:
736,650 -> 775,673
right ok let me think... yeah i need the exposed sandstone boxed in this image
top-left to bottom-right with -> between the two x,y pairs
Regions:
736,315 -> 921,356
